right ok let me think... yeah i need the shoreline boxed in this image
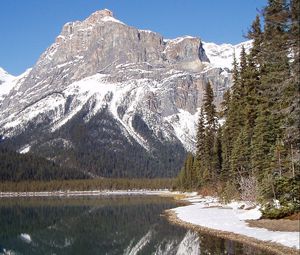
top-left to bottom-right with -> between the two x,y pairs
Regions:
164,193 -> 299,255
0,189 -> 175,198
165,209 -> 299,255
1,189 -> 299,254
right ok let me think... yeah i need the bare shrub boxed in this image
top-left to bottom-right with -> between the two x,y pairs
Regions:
239,176 -> 259,202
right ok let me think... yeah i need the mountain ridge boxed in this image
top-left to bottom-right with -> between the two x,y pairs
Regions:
0,9 -> 252,177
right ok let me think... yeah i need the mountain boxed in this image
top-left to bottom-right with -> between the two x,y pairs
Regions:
0,67 -> 16,105
0,9 -> 251,178
0,147 -> 88,181
0,67 -> 31,108
203,40 -> 252,69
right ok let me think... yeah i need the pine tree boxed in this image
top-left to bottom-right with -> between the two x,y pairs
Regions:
261,0 -> 290,110
212,125 -> 223,175
176,1 -> 300,214
176,152 -> 195,189
270,136 -> 288,177
244,53 -> 260,132
231,126 -> 251,180
247,15 -> 263,65
283,0 -> 300,177
202,82 -> 219,183
219,89 -> 231,119
251,107 -> 278,182
221,54 -> 241,179
203,81 -> 218,131
252,0 -> 291,183
195,107 -> 206,186
224,49 -> 250,181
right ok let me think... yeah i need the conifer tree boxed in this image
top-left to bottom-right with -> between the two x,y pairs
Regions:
283,0 -> 300,176
203,81 -> 218,131
221,54 -> 241,179
247,15 -> 263,65
212,125 -> 223,176
231,126 -> 251,179
202,82 -> 219,183
195,107 -> 206,185
251,0 -> 291,183
176,152 -> 195,189
176,0 -> 300,215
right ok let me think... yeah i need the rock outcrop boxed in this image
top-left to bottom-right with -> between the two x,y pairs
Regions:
0,10 -> 251,177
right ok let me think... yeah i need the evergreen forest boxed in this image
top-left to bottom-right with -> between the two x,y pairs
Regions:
0,147 -> 88,181
176,0 -> 300,218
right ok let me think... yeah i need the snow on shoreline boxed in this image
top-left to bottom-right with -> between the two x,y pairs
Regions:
171,194 -> 300,250
1,190 -> 298,250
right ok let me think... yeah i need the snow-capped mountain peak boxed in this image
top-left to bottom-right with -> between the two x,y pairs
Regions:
0,67 -> 16,103
0,67 -> 14,83
0,9 -> 251,177
203,40 -> 252,69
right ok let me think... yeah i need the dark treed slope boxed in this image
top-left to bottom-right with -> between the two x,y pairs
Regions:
0,146 -> 88,181
176,0 -> 300,219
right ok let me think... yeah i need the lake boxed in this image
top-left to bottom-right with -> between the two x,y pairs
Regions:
0,195 -> 273,255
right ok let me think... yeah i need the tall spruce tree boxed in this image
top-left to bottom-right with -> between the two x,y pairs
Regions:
195,107 -> 206,186
251,0 -> 291,183
176,152 -> 195,189
247,15 -> 263,65
283,0 -> 300,176
203,81 -> 218,131
213,125 -> 223,176
176,1 -> 300,215
202,82 -> 219,183
221,54 -> 241,179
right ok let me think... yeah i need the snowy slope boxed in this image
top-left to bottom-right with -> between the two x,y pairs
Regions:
0,9 -> 252,177
203,40 -> 253,69
172,196 -> 300,250
0,67 -> 15,101
0,68 -> 31,105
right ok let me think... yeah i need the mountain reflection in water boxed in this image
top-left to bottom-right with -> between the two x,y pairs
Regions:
0,196 -> 272,255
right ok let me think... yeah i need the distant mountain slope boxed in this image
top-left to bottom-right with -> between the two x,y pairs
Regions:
0,9 -> 252,178
0,146 -> 88,181
0,67 -> 31,107
203,40 -> 252,69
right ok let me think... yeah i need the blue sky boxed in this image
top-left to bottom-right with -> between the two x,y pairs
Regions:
0,0 -> 266,75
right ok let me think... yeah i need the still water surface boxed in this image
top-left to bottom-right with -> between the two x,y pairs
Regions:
0,195 -> 273,255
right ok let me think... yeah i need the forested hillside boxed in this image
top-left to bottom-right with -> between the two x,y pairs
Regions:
0,147 -> 88,181
177,0 -> 300,218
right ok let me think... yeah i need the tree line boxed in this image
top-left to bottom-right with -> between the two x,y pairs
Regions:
0,147 -> 88,181
0,178 -> 175,192
176,0 -> 299,218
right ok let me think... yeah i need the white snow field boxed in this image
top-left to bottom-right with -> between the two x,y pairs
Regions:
171,194 -> 300,250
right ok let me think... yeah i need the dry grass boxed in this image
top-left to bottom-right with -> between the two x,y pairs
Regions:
173,194 -> 188,200
285,212 -> 300,220
247,218 -> 300,232
197,181 -> 224,197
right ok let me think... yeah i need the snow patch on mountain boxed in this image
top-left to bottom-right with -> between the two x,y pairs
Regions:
19,145 -> 31,154
0,8 -> 254,178
165,109 -> 198,153
0,68 -> 32,108
203,40 -> 252,69
0,67 -> 15,100
0,37 -> 250,154
101,15 -> 125,25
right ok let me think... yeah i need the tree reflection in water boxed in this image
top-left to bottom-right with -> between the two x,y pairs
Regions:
0,196 -> 272,255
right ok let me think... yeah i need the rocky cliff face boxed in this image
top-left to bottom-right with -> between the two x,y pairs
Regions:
0,10 -> 251,177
